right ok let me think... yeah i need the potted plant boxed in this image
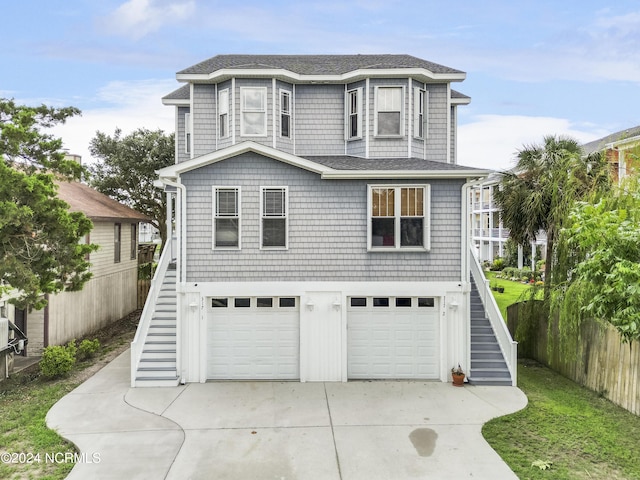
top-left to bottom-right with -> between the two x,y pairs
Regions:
497,284 -> 505,293
451,364 -> 465,386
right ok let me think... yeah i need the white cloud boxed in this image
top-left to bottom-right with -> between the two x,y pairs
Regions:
102,0 -> 195,40
458,115 -> 609,171
51,79 -> 176,165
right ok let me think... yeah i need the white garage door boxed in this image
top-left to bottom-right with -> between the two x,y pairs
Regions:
207,297 -> 300,380
348,296 -> 440,379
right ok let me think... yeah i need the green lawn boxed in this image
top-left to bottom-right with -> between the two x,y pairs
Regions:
483,359 -> 640,479
485,271 -> 534,319
0,314 -> 138,480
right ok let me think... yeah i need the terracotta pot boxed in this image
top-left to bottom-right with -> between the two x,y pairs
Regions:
452,373 -> 465,386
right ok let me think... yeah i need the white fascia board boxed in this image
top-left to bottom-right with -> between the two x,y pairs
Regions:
157,141 -> 330,178
321,170 -> 491,180
605,134 -> 640,149
451,97 -> 471,105
176,68 -> 466,84
162,98 -> 190,106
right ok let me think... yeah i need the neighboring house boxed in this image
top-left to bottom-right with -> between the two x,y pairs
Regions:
23,181 -> 149,356
131,54 -> 517,387
582,125 -> 640,184
469,173 -> 546,268
472,126 -> 640,266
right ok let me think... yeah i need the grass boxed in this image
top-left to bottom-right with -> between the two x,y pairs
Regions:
483,359 -> 640,480
0,312 -> 139,480
485,271 -> 534,319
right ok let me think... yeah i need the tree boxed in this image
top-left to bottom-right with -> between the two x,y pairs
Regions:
554,175 -> 640,343
0,98 -> 83,179
493,135 -> 610,299
1,98 -> 96,309
88,128 -> 174,247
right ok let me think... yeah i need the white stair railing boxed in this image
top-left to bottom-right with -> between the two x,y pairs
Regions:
469,247 -> 518,386
130,238 -> 173,387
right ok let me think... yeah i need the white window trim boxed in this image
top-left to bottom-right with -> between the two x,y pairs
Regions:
184,112 -> 192,155
218,88 -> 229,139
279,89 -> 292,138
212,186 -> 241,250
413,87 -> 428,139
260,186 -> 288,250
374,85 -> 405,138
346,87 -> 363,140
240,86 -> 268,137
367,184 -> 430,252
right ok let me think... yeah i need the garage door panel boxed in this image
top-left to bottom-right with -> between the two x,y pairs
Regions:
348,297 -> 440,379
207,297 -> 300,380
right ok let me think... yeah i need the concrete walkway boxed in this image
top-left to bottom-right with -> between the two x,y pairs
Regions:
47,350 -> 527,479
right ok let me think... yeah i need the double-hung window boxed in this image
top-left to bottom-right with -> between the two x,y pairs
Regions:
375,86 -> 403,136
218,89 -> 229,138
280,90 -> 291,138
413,88 -> 428,139
241,87 -> 267,136
261,187 -> 287,248
369,185 -> 429,250
213,187 -> 240,249
346,88 -> 362,139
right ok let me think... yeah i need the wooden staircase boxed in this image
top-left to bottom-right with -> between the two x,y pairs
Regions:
468,279 -> 513,386
133,263 -> 179,387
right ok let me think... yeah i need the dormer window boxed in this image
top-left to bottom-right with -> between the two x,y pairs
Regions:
280,90 -> 291,138
346,88 -> 362,139
241,87 -> 267,137
219,89 -> 229,138
375,86 -> 403,137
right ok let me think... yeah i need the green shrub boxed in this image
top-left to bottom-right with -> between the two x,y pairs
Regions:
40,343 -> 76,378
490,257 -> 505,271
77,338 -> 101,360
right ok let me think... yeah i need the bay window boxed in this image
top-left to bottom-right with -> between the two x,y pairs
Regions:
375,86 -> 403,136
241,87 -> 267,136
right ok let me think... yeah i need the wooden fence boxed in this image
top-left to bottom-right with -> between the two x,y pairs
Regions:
507,302 -> 640,415
137,243 -> 157,309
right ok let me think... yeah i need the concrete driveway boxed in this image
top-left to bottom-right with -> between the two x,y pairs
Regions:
47,350 -> 527,479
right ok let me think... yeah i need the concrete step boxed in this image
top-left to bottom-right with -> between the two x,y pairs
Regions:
467,377 -> 513,386
136,366 -> 178,378
135,376 -> 180,387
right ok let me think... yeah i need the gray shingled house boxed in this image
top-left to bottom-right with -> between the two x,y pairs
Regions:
131,54 -> 517,387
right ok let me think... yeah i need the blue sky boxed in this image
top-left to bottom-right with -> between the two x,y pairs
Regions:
2,0 -> 639,170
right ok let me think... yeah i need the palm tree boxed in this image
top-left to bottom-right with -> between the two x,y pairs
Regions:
494,135 -> 610,300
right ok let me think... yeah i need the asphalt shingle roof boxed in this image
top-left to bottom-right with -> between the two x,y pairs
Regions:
56,181 -> 150,222
178,54 -> 464,76
582,125 -> 640,155
301,155 -> 484,172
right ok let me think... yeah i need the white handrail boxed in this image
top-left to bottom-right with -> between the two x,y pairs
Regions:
469,247 -> 518,386
130,238 -> 173,387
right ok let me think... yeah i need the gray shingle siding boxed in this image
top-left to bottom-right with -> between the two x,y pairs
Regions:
177,106 -> 190,164
425,84 -> 448,162
294,84 -> 345,156
193,84 -> 216,157
181,153 -> 463,283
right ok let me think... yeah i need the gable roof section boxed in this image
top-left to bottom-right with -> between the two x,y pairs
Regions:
157,141 -> 489,181
175,54 -> 466,84
582,125 -> 640,155
56,181 -> 150,223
